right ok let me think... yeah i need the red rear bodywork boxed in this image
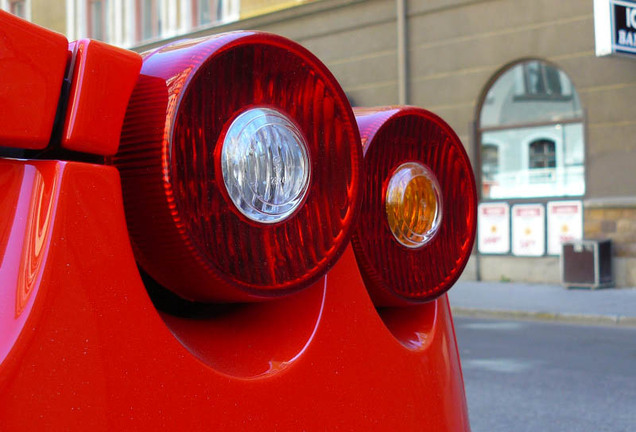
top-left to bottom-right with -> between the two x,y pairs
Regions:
0,11 -> 471,430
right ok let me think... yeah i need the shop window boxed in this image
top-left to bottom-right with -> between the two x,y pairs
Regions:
479,60 -> 585,199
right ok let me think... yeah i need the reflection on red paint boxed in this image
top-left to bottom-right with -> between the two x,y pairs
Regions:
0,159 -> 471,431
16,167 -> 58,317
0,163 -> 24,266
160,277 -> 326,378
0,160 -> 61,366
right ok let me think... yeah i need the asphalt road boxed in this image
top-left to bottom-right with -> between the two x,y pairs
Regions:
454,317 -> 636,432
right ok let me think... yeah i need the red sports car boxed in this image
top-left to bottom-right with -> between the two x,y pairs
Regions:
0,11 -> 475,430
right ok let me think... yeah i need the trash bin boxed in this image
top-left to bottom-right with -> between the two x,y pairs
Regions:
561,239 -> 613,289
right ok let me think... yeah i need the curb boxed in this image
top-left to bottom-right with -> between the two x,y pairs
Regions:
451,307 -> 636,327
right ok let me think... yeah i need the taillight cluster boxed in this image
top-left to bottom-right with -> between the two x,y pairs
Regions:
115,33 -> 476,307
352,107 -> 477,306
115,32 -> 363,303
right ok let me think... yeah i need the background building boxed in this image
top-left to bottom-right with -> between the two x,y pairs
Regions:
1,1 -> 316,47
5,0 -> 636,286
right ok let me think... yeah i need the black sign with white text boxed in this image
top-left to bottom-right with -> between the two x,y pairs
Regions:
595,0 -> 636,57
613,0 -> 636,54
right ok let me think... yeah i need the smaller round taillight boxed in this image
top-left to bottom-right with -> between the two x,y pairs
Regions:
352,107 -> 477,307
115,32 -> 362,303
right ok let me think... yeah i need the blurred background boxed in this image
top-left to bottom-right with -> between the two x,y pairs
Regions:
4,2 -> 636,430
4,0 -> 636,289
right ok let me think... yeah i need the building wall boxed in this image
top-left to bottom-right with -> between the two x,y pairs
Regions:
31,0 -> 65,33
1,0 -> 66,34
240,0 -> 318,18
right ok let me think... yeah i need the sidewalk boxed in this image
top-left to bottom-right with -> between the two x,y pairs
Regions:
448,281 -> 636,326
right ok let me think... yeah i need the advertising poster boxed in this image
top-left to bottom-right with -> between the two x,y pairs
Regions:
478,202 -> 510,254
547,200 -> 583,255
512,204 -> 545,256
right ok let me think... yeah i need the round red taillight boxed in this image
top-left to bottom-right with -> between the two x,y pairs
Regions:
352,107 -> 477,307
115,32 -> 362,303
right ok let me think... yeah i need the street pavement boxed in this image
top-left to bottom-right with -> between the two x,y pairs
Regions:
448,281 -> 636,326
456,316 -> 636,432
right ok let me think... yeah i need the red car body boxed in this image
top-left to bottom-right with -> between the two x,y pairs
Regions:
0,11 -> 472,430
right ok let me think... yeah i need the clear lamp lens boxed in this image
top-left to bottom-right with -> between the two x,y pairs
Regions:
385,161 -> 442,248
221,108 -> 310,224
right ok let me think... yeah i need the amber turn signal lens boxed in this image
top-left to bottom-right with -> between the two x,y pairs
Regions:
385,161 -> 442,249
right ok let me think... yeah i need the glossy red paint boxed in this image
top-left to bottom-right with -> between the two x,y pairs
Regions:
0,159 -> 470,430
61,39 -> 142,155
0,160 -> 61,365
1,15 -> 472,430
0,11 -> 68,150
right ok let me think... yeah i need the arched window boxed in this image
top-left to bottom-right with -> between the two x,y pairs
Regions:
478,60 -> 585,199
528,138 -> 556,185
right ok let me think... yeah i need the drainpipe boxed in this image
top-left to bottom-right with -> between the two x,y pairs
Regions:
397,0 -> 408,105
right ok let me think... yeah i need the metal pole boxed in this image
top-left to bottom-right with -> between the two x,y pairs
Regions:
397,0 -> 408,105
